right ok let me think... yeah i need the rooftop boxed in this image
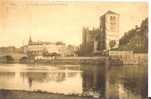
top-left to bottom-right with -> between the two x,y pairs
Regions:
105,10 -> 119,15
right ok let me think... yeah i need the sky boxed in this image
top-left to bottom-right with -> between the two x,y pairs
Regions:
0,0 -> 148,47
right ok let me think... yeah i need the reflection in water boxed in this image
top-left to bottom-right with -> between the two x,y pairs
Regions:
28,77 -> 32,88
121,65 -> 148,99
0,72 -> 15,79
21,72 -> 66,88
0,64 -> 148,99
81,65 -> 105,97
106,65 -> 148,99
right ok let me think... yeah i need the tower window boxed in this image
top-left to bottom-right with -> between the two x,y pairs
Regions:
110,16 -> 116,32
110,16 -> 116,24
110,16 -> 116,21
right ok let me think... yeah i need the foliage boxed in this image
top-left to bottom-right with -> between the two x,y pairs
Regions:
4,55 -> 14,63
118,18 -> 148,53
56,41 -> 65,45
43,51 -> 60,57
109,40 -> 116,49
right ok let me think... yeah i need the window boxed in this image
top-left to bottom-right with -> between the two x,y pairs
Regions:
110,16 -> 116,32
110,16 -> 116,21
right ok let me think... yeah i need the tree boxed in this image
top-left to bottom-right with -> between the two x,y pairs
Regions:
5,55 -> 14,63
56,41 -> 65,45
118,17 -> 148,53
109,40 -> 116,49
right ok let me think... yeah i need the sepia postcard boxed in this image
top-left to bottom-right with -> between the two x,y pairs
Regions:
0,0 -> 148,99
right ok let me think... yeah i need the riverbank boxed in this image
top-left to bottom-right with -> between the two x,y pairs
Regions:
0,55 -> 147,65
0,90 -> 98,99
23,56 -> 108,65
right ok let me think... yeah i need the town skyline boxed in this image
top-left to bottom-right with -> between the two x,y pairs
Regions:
0,1 -> 148,99
0,1 -> 148,47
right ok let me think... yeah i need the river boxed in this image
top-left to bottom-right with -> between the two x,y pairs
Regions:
0,64 -> 148,99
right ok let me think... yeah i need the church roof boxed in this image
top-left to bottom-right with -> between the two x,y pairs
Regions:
100,10 -> 119,19
102,10 -> 119,16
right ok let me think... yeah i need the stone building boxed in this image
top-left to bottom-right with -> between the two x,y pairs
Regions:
100,10 -> 120,50
82,28 -> 104,55
26,36 -> 76,57
81,10 -> 120,55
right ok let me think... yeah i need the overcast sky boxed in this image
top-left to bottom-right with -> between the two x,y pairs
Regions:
0,1 -> 148,47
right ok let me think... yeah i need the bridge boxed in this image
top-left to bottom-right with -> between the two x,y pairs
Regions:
0,52 -> 27,63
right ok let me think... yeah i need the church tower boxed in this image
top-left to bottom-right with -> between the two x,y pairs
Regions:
28,35 -> 32,45
100,10 -> 120,50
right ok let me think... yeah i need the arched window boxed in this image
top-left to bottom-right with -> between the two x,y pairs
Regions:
110,16 -> 116,32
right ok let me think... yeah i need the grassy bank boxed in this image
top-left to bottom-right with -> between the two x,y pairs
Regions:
0,90 -> 97,99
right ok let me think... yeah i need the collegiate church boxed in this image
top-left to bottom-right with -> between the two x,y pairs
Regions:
82,10 -> 120,55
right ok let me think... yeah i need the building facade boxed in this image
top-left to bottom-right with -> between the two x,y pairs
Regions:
82,10 -> 120,55
100,10 -> 120,50
82,28 -> 104,55
26,37 -> 76,57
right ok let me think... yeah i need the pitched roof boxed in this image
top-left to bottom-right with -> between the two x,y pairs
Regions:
104,10 -> 119,15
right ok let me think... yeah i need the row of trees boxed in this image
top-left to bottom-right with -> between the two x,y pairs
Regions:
118,18 -> 148,53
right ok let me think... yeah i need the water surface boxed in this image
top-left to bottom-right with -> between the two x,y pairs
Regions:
0,64 -> 147,99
